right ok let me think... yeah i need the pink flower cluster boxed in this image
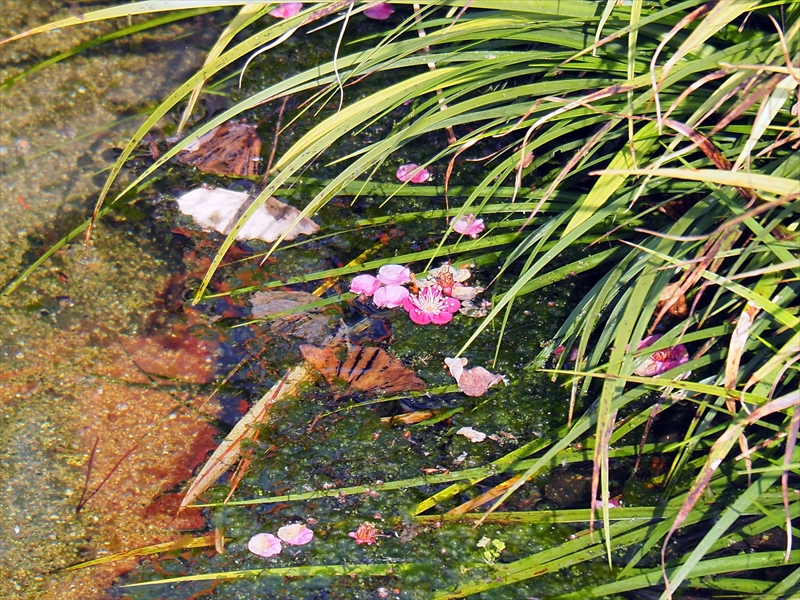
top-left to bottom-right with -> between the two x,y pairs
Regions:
350,264 -> 461,325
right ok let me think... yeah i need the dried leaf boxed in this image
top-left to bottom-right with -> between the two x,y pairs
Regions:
456,426 -> 486,443
250,290 -> 335,344
654,281 -> 688,321
176,122 -> 261,177
301,344 -> 426,398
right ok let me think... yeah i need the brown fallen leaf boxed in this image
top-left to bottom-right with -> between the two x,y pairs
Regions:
300,344 -> 426,398
176,122 -> 261,177
250,290 -> 336,344
654,281 -> 688,320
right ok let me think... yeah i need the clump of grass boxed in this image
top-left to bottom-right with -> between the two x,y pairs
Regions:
4,1 -> 798,597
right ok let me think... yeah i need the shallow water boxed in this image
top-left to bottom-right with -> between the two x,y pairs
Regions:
1,6 -> 615,600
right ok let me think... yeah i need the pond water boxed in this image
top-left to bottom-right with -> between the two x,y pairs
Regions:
0,5 -> 635,600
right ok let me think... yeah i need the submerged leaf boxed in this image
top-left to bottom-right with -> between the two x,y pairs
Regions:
301,344 -> 426,398
176,122 -> 261,177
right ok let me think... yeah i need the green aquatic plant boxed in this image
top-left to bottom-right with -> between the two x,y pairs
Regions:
3,1 -> 798,598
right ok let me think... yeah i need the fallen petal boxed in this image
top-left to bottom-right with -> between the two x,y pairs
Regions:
456,426 -> 487,443
453,214 -> 485,238
450,284 -> 483,302
248,533 -> 282,557
444,357 -> 467,382
374,285 -> 410,308
277,523 -> 314,546
364,2 -> 394,20
445,357 -> 505,397
459,299 -> 491,318
377,264 -> 411,286
269,2 -> 303,18
351,274 -> 382,296
396,163 -> 431,184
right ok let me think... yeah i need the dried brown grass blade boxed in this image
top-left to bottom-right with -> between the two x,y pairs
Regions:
64,533 -> 215,571
782,403 -> 799,562
447,476 -> 522,516
180,362 -> 314,509
660,391 -> 799,597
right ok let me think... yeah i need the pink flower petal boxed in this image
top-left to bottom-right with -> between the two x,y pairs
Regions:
445,357 -> 504,397
268,2 -> 303,18
350,274 -> 382,296
396,163 -> 431,184
402,286 -> 460,325
633,334 -> 689,376
377,264 -> 411,286
453,214 -> 485,238
429,311 -> 454,325
277,523 -> 314,546
402,297 -> 432,324
348,522 -> 379,545
373,285 -> 409,308
248,533 -> 282,557
364,2 -> 394,20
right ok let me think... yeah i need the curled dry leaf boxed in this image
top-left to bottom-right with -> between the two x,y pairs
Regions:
445,357 -> 505,397
176,188 -> 319,242
655,281 -> 688,320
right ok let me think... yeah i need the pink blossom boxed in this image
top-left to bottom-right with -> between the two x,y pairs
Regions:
453,214 -> 485,238
277,523 -> 314,546
373,285 -> 409,308
248,533 -> 282,557
633,334 -> 689,376
376,264 -> 411,286
402,286 -> 461,325
268,3 -> 303,18
348,522 -> 379,545
351,274 -> 382,296
396,163 -> 431,184
364,2 -> 394,20
594,498 -> 622,509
